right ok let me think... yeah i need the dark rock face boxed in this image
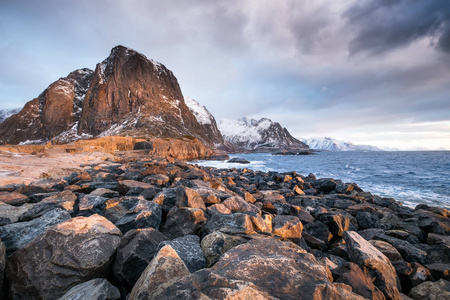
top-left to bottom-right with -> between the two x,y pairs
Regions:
6,214 -> 122,299
113,228 -> 168,288
78,45 -> 221,147
0,69 -> 93,144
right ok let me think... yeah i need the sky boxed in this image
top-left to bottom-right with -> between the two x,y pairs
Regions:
1,0 -> 450,150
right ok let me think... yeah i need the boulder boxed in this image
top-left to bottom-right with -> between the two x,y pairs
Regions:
162,207 -> 206,239
6,214 -> 122,299
0,192 -> 29,206
332,262 -> 385,300
375,234 -> 427,264
201,231 -> 252,267
58,278 -> 120,300
158,235 -> 206,273
304,221 -> 333,244
20,190 -> 77,221
319,213 -> 350,237
227,157 -> 250,164
408,279 -> 450,300
117,180 -> 154,196
156,237 -> 365,299
78,195 -> 109,216
115,200 -> 162,234
220,196 -> 261,215
113,228 -> 168,288
175,186 -> 206,210
202,213 -> 255,235
272,215 -> 303,239
344,231 -> 400,300
0,202 -> 34,226
426,263 -> 450,280
370,240 -> 403,262
102,196 -> 141,223
0,208 -> 71,255
128,245 -> 190,300
89,188 -> 120,198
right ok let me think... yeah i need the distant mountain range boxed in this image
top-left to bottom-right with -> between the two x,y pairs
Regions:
301,137 -> 384,151
218,117 -> 308,151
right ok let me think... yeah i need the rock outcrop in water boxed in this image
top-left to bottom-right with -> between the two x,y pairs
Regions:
0,152 -> 449,299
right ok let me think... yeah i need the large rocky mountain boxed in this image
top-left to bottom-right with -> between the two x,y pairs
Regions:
0,69 -> 94,144
301,137 -> 383,151
218,117 -> 308,151
0,46 -> 225,147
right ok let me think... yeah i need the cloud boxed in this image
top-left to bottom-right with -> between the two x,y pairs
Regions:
344,0 -> 450,55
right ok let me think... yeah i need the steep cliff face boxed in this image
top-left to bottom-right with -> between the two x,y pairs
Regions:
0,69 -> 93,144
219,117 -> 309,151
77,46 -> 218,147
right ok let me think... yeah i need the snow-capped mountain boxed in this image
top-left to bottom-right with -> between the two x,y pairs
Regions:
219,117 -> 308,151
0,108 -> 21,124
301,137 -> 382,151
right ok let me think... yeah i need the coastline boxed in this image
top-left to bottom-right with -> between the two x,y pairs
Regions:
0,149 -> 449,298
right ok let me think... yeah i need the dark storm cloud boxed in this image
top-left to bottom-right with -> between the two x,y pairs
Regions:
344,0 -> 450,55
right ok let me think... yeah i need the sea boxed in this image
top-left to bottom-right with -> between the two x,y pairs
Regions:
192,151 -> 450,209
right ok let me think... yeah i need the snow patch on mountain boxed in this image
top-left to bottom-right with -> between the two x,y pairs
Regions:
219,117 -> 308,151
301,137 -> 383,151
184,96 -> 213,125
0,108 -> 21,124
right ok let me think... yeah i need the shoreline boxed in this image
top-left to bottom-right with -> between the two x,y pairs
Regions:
0,152 -> 449,298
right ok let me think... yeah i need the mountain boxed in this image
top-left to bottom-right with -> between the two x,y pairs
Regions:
0,108 -> 21,124
0,46 -> 224,147
218,117 -> 309,151
184,96 -> 229,148
0,69 -> 94,144
301,137 -> 383,151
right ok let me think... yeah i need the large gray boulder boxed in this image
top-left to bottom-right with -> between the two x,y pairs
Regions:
344,231 -> 401,300
6,214 -> 122,299
57,278 -> 120,300
0,202 -> 35,226
162,207 -> 206,239
156,237 -> 365,299
20,190 -> 77,221
0,208 -> 70,255
114,199 -> 162,234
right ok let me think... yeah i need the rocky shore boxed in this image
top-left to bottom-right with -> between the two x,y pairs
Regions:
0,153 -> 449,299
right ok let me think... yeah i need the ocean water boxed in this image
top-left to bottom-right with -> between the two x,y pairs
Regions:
193,151 -> 450,209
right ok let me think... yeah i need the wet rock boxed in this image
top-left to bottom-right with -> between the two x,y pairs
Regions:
128,245 -> 190,300
331,262 -> 385,300
344,231 -> 401,300
408,279 -> 450,300
6,214 -> 122,299
0,192 -> 29,206
162,207 -> 206,239
158,235 -> 206,273
370,240 -> 403,262
227,157 -> 250,164
0,208 -> 70,255
156,237 -> 364,299
272,215 -> 303,239
356,211 -> 380,230
58,278 -> 120,300
115,200 -> 162,233
20,190 -> 77,221
200,231 -> 251,267
113,228 -> 168,288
